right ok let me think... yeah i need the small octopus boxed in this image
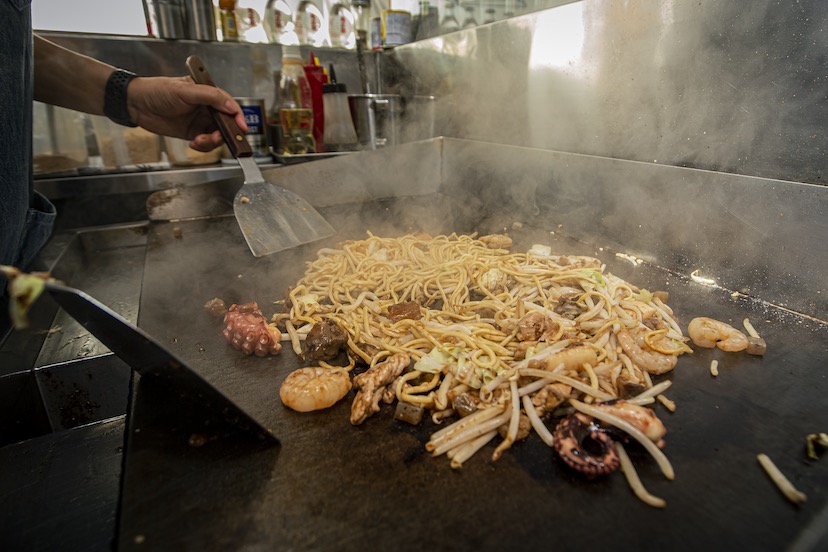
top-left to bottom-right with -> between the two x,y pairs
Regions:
222,302 -> 282,357
554,412 -> 620,476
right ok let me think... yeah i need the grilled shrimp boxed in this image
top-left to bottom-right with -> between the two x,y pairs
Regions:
280,367 -> 352,412
687,317 -> 749,352
617,330 -> 678,375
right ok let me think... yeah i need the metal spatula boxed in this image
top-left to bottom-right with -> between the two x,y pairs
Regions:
44,280 -> 278,444
185,55 -> 335,257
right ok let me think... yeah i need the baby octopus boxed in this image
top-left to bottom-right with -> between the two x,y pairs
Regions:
554,400 -> 667,476
222,302 -> 282,357
554,412 -> 620,476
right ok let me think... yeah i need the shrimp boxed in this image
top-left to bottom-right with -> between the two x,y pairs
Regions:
687,317 -> 749,352
279,367 -> 352,412
544,345 -> 599,372
594,400 -> 666,448
617,330 -> 678,375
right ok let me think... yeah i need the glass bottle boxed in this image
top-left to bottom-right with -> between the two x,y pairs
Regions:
219,0 -> 240,41
329,1 -> 356,49
275,45 -> 316,155
440,0 -> 459,33
295,0 -> 325,47
414,0 -> 438,40
351,0 -> 371,48
461,3 -> 477,28
264,0 -> 293,44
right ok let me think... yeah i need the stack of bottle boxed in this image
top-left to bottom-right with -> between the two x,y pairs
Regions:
267,47 -> 359,156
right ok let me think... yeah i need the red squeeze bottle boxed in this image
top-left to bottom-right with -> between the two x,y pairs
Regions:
303,52 -> 327,152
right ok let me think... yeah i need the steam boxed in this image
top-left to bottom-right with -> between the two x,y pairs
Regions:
394,0 -> 827,184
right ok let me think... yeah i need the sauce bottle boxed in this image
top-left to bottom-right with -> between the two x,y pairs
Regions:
275,45 -> 316,155
219,0 -> 240,41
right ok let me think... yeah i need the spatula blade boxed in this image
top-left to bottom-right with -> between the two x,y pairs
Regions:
44,281 -> 278,444
234,183 -> 336,257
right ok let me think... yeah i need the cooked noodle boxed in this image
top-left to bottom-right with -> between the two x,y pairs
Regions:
280,233 -> 690,501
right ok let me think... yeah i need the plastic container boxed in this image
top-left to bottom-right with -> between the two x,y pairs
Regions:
32,102 -> 89,175
322,66 -> 358,151
91,115 -> 163,168
164,137 -> 222,166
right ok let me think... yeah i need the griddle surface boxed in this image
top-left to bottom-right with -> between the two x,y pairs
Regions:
119,198 -> 828,551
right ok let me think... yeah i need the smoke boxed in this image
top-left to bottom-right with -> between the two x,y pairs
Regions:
394,0 -> 828,184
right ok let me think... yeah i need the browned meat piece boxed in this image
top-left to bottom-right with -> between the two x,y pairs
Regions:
618,378 -> 648,399
554,293 -> 583,318
302,318 -> 348,362
517,311 -> 560,342
350,353 -> 410,425
531,382 -> 572,414
386,301 -> 422,323
479,234 -> 513,250
348,342 -> 381,366
452,392 -> 480,417
642,316 -> 667,331
498,413 -> 531,441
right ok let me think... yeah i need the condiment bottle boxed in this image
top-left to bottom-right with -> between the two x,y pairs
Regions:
219,0 -> 240,41
322,64 -> 358,152
303,52 -> 327,151
275,45 -> 316,155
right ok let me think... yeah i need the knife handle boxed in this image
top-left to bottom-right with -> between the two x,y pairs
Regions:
185,55 -> 253,159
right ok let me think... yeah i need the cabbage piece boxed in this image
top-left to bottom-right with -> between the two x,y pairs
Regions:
414,346 -> 496,389
413,347 -> 455,374
1,265 -> 53,330
528,244 -> 552,256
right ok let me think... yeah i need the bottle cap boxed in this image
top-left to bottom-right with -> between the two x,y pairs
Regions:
282,45 -> 302,60
322,63 -> 347,93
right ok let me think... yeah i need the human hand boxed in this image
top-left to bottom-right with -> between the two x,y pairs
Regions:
125,76 -> 248,152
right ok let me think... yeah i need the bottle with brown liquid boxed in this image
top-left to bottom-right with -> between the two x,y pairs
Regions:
219,0 -> 240,41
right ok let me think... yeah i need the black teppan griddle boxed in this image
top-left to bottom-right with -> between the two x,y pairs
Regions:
115,194 -> 828,552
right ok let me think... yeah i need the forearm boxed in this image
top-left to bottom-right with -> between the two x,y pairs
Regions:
33,34 -> 115,115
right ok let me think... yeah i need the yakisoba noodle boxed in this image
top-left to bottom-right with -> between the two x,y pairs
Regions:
273,232 -> 691,506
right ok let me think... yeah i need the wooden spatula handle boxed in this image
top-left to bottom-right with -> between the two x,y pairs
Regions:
185,55 -> 253,159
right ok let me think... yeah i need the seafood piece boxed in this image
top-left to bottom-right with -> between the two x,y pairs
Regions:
302,318 -> 348,361
479,233 -> 513,250
554,412 -> 620,476
617,330 -> 677,375
478,267 -> 507,293
544,345 -> 599,373
687,317 -> 749,352
280,367 -> 352,412
593,399 -> 666,448
222,303 -> 282,357
350,353 -> 411,425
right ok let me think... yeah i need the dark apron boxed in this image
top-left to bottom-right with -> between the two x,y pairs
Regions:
0,0 -> 56,338
0,0 -> 56,270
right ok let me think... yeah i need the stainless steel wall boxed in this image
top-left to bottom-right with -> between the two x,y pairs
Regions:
41,32 -> 371,112
388,0 -> 828,185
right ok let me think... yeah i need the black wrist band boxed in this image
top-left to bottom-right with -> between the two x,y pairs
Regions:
103,69 -> 138,127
